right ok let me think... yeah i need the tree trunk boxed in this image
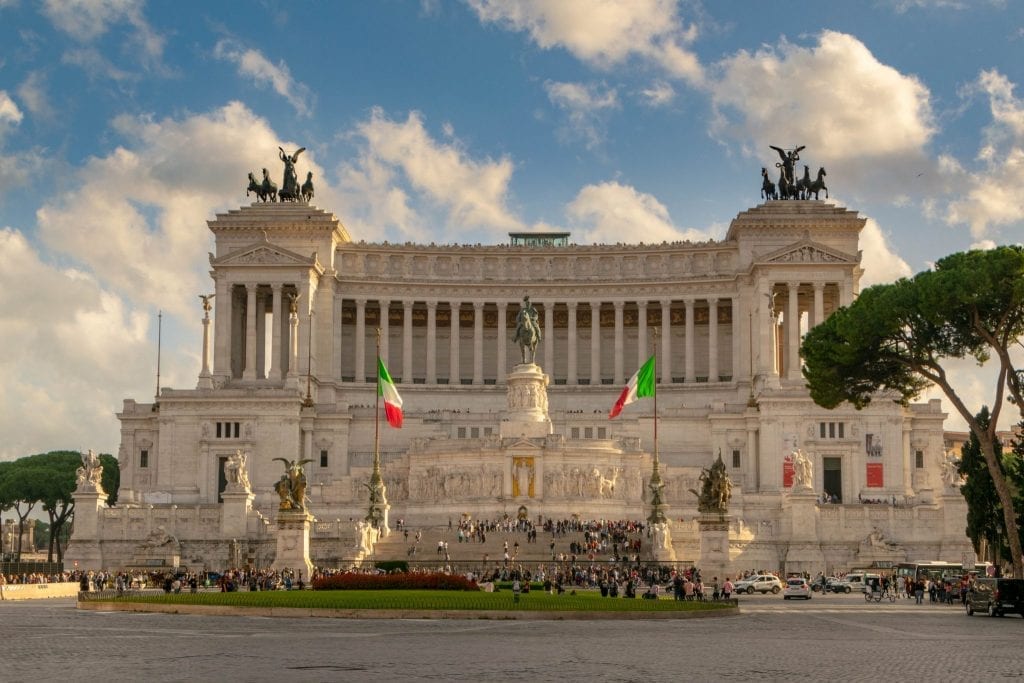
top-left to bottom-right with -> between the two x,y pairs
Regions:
979,432 -> 1024,577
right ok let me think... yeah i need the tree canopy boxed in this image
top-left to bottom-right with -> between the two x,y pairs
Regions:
802,246 -> 1024,577
0,450 -> 118,562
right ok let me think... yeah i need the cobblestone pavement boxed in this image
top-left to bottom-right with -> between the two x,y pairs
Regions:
5,592 -> 1023,682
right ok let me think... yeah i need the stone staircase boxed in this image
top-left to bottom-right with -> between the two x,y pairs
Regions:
367,525 -> 654,567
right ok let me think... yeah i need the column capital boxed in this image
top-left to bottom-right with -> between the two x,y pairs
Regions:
660,299 -> 672,308
379,299 -> 391,307
403,300 -> 413,311
684,298 -> 695,309
473,301 -> 485,311
270,283 -> 283,292
497,301 -> 508,309
613,300 -> 625,310
707,296 -> 719,306
566,300 -> 577,311
637,300 -> 648,308
787,281 -> 801,290
355,298 -> 367,307
590,301 -> 601,311
425,300 -> 438,310
245,282 -> 257,291
812,282 -> 826,291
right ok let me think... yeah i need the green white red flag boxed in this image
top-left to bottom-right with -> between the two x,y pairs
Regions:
609,355 -> 656,419
378,358 -> 403,428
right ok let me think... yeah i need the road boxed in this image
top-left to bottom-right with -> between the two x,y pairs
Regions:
5,591 -> 1021,682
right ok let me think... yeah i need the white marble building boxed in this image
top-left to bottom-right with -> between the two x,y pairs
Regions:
66,198 -> 972,574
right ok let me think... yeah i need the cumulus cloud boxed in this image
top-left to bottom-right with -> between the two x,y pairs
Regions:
466,0 -> 704,85
35,101 -> 325,319
943,70 -> 1024,240
61,47 -> 135,82
213,39 -> 313,117
338,108 -> 525,240
710,31 -> 936,197
566,181 -> 712,244
544,80 -> 618,149
0,227 -> 159,458
857,217 -> 913,287
42,0 -> 166,69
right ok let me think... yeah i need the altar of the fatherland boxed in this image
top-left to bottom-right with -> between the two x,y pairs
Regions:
65,188 -> 973,577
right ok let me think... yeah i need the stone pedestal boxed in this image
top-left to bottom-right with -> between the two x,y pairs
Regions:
500,363 -> 552,439
937,492 -> 974,562
63,488 -> 108,572
698,516 -> 731,580
221,488 -> 255,538
651,521 -> 677,562
783,490 -> 825,575
271,510 -> 314,581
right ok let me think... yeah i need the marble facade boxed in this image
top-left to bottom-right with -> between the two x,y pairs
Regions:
66,199 -> 972,575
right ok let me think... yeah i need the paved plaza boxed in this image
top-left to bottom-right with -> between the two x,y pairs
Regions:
4,592 -> 1023,682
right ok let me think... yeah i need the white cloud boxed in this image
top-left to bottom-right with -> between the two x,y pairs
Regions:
61,47 -> 135,82
639,80 -> 675,107
338,108 -> 525,240
0,90 -> 23,129
544,80 -> 618,149
466,0 -> 704,85
0,227 -> 157,459
944,70 -> 1024,240
857,217 -> 913,287
709,31 -> 941,206
42,0 -> 165,67
566,181 -> 712,244
886,0 -> 969,12
214,39 -> 313,117
35,101 -> 324,319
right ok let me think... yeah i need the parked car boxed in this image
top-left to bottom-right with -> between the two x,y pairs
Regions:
783,577 -> 812,600
825,577 -> 852,593
734,574 -> 784,595
966,577 -> 1024,617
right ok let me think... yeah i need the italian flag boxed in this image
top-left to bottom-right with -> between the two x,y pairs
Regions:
609,355 -> 656,419
378,358 -> 403,428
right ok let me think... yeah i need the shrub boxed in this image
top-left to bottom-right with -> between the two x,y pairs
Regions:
312,572 -> 480,591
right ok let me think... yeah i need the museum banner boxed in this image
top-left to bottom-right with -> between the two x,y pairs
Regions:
783,455 -> 794,488
866,463 -> 884,488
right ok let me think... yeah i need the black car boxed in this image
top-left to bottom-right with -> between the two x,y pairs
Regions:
966,577 -> 1024,617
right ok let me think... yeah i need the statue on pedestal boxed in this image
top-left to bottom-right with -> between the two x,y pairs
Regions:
791,447 -> 813,490
691,452 -> 732,514
224,449 -> 251,492
75,450 -> 104,492
512,295 -> 542,364
273,457 -> 313,511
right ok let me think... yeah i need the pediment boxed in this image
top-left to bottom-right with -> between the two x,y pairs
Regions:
502,437 -> 544,450
212,242 -> 317,268
758,239 -> 856,265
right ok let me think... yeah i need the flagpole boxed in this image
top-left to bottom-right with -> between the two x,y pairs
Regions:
367,328 -> 388,536
648,326 -> 667,525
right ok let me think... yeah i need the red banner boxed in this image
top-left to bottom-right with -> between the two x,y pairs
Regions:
866,463 -> 884,488
783,455 -> 794,488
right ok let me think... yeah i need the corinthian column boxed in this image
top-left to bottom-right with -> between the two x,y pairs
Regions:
684,298 -> 695,383
354,298 -> 366,382
243,283 -> 257,380
787,282 -> 801,380
590,301 -> 601,385
497,301 -> 508,382
473,301 -> 484,384
449,301 -> 461,384
613,301 -> 625,385
707,297 -> 719,382
403,300 -> 414,384
426,301 -> 437,384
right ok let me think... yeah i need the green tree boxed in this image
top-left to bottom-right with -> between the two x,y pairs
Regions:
958,409 -> 1024,565
801,246 -> 1024,577
0,451 -> 119,563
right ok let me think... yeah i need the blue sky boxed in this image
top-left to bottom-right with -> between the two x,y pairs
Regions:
1,0 -> 1022,458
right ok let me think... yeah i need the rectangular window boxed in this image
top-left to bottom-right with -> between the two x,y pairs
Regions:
584,427 -> 593,439
829,423 -> 836,438
820,422 -> 826,439
571,427 -> 580,439
471,427 -> 479,438
915,450 -> 924,468
233,422 -> 240,438
216,422 -> 223,438
597,427 -> 606,439
483,427 -> 492,437
320,449 -> 328,468
140,449 -> 149,468
457,427 -> 466,439
837,423 -> 845,438
732,449 -> 741,468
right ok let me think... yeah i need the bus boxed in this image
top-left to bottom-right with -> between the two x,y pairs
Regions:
895,561 -> 993,583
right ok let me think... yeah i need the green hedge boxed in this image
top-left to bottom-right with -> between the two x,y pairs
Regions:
312,572 -> 479,591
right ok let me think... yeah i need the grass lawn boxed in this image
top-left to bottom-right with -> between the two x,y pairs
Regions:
88,590 -> 734,613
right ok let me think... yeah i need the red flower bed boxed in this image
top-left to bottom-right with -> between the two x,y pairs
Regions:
312,572 -> 480,591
